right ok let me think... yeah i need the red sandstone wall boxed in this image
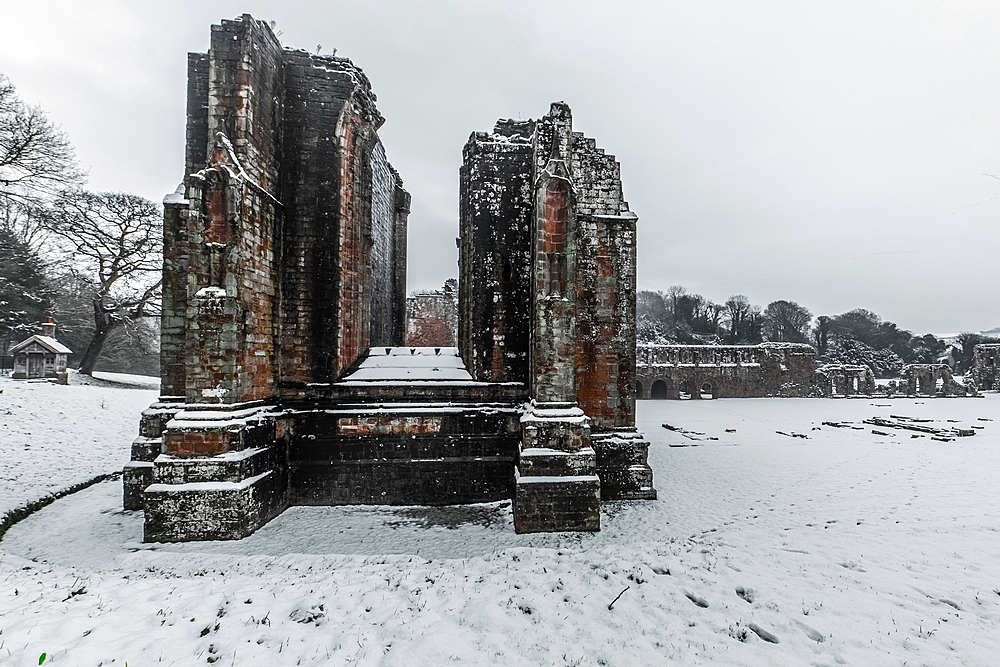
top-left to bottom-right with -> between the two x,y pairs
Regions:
163,16 -> 409,401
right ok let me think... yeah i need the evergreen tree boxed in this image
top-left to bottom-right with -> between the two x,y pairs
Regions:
0,208 -> 53,352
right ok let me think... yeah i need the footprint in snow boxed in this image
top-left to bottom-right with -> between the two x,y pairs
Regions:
748,622 -> 779,644
683,590 -> 709,608
793,618 -> 825,642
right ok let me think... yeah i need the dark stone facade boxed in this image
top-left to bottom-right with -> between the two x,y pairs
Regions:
124,17 -> 654,541
459,103 -> 656,534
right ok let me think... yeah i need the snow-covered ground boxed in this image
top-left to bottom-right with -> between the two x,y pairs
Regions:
0,371 -> 158,514
1,376 -> 999,665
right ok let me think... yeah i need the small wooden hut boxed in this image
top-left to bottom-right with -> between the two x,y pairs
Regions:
10,318 -> 71,379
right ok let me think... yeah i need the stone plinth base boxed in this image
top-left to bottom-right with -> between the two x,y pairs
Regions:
122,401 -> 183,510
143,468 -> 287,542
592,429 -> 657,500
122,461 -> 153,510
138,403 -> 289,542
513,472 -> 600,533
286,403 -> 520,506
514,401 -> 601,532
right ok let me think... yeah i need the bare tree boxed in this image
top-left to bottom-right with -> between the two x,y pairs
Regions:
0,75 -> 82,206
812,315 -> 833,356
723,294 -> 762,344
39,190 -> 162,375
761,300 -> 812,343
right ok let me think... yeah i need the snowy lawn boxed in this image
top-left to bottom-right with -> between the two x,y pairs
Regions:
0,372 -> 158,514
1,383 -> 999,665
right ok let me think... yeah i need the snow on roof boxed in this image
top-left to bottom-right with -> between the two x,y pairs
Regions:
340,347 -> 474,382
9,335 -> 72,355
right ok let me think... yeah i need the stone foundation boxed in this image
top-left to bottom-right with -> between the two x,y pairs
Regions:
513,402 -> 601,533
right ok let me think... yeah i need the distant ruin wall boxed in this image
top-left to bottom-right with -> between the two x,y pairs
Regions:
406,285 -> 458,347
973,344 -> 1000,391
637,345 -> 979,399
815,364 -> 876,396
899,363 -> 968,396
636,343 -> 819,398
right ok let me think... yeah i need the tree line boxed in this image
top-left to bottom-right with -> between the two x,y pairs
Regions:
1,75 -> 161,375
637,287 -> 993,377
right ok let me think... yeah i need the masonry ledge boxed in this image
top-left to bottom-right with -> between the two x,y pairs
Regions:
145,470 -> 272,493
155,447 -> 268,463
520,447 -> 596,458
515,473 -> 600,484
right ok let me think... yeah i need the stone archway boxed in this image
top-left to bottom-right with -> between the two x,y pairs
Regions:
700,379 -> 718,399
680,379 -> 698,399
651,379 -> 668,399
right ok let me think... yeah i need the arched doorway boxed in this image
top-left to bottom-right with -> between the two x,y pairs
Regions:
651,380 -> 668,399
635,380 -> 644,399
700,381 -> 717,399
680,379 -> 697,399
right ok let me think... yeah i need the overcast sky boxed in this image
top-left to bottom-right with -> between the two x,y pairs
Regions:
3,0 -> 999,334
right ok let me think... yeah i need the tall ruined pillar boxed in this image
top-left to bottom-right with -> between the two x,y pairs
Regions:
126,14 -> 412,542
515,103 -> 601,533
125,15 -> 293,541
460,102 -> 656,534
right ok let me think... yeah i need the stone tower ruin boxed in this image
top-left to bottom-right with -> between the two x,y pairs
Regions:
123,15 -> 654,541
460,104 -> 655,532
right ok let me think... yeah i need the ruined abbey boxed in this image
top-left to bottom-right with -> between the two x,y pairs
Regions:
122,15 -> 654,541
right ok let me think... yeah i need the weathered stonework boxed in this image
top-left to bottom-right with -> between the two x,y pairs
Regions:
816,364 -> 877,396
126,18 -> 653,541
459,103 -> 656,534
405,281 -> 458,347
128,15 -> 415,542
637,343 -> 820,399
899,364 -> 973,397
973,344 -> 1000,391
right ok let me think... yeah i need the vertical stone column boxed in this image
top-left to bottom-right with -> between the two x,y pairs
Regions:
135,15 -> 290,541
514,103 -> 601,533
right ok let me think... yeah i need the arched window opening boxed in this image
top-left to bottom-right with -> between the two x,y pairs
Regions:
542,180 -> 569,296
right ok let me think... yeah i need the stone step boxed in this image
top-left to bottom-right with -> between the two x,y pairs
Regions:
517,446 -> 596,477
513,472 -> 600,533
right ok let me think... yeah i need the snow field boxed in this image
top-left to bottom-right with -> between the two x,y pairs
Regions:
1,377 -> 999,665
0,373 -> 158,514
